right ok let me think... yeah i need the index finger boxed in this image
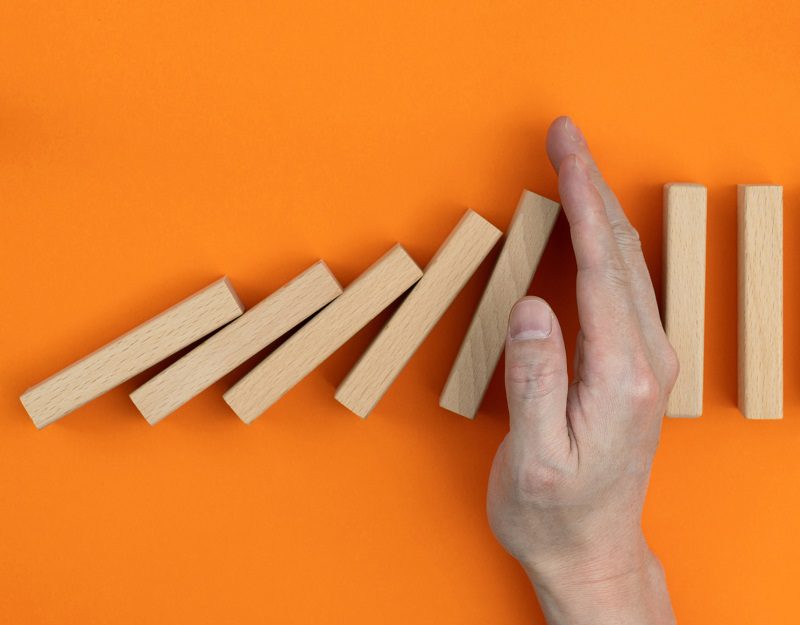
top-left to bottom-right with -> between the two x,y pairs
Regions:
558,154 -> 641,362
547,117 -> 666,355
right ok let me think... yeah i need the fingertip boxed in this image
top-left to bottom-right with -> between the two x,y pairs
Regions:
503,296 -> 569,444
546,116 -> 585,172
508,296 -> 554,341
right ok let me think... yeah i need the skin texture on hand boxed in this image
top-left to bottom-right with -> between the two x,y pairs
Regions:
487,117 -> 679,625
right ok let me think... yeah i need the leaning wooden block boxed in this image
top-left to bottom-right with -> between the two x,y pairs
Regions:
130,262 -> 342,425
439,191 -> 558,419
336,209 -> 502,418
738,184 -> 783,420
20,277 -> 244,429
663,183 -> 707,418
223,245 -> 422,423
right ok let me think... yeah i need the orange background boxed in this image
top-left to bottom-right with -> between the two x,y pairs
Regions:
2,1 -> 799,623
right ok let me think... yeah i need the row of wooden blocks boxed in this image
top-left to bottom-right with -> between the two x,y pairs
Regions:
664,184 -> 783,420
20,184 -> 783,428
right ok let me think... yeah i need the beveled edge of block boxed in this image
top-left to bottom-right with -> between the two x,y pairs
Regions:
218,275 -> 246,316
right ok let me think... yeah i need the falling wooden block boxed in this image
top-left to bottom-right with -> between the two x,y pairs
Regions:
20,277 -> 244,429
439,191 -> 558,419
663,183 -> 707,418
223,245 -> 422,423
130,262 -> 342,425
738,184 -> 783,420
336,209 -> 502,418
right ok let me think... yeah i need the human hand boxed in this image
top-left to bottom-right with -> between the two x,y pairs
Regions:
487,117 -> 678,624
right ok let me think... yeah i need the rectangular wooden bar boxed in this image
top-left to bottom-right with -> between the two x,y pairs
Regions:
130,262 -> 342,424
663,183 -> 707,418
20,277 -> 244,428
223,245 -> 423,423
738,184 -> 783,420
439,191 -> 558,418
336,209 -> 502,418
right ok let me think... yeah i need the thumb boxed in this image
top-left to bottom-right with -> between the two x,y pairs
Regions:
505,297 -> 569,451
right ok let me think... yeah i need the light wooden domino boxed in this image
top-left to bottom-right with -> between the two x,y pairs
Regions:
223,245 -> 423,423
20,277 -> 244,429
439,191 -> 559,419
738,184 -> 783,420
335,209 -> 502,418
130,262 -> 342,425
663,183 -> 707,418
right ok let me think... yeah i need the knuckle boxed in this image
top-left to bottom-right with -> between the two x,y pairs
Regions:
611,219 -> 642,252
514,461 -> 565,501
506,363 -> 562,402
626,365 -> 661,410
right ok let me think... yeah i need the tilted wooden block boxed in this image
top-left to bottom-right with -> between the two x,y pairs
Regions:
336,209 -> 502,418
130,262 -> 342,425
223,245 -> 423,423
439,191 -> 559,419
738,185 -> 783,420
20,277 -> 244,429
663,183 -> 707,418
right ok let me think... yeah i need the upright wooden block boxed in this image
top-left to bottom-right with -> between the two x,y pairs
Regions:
130,262 -> 342,424
223,245 -> 422,423
20,277 -> 244,429
336,209 -> 502,418
439,192 -> 558,418
663,183 -> 707,418
738,185 -> 783,420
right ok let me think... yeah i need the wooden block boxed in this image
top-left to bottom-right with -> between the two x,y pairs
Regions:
20,278 -> 244,429
738,184 -> 783,420
130,262 -> 342,425
439,191 -> 559,418
663,183 -> 707,418
336,209 -> 502,418
223,245 -> 422,423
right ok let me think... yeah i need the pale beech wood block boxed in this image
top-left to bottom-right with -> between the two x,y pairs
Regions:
439,191 -> 559,419
20,278 -> 244,429
223,245 -> 422,423
130,262 -> 342,425
336,209 -> 502,418
738,184 -> 783,420
663,183 -> 707,418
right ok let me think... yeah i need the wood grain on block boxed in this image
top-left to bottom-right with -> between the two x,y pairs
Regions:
130,262 -> 342,425
738,185 -> 783,420
223,245 -> 422,423
439,191 -> 558,419
336,209 -> 502,418
20,278 -> 244,429
663,183 -> 707,418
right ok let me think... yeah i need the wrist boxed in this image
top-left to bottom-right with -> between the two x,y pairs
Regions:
521,529 -> 651,589
522,537 -> 675,625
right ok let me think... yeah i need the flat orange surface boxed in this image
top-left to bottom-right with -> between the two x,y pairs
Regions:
2,2 -> 799,623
